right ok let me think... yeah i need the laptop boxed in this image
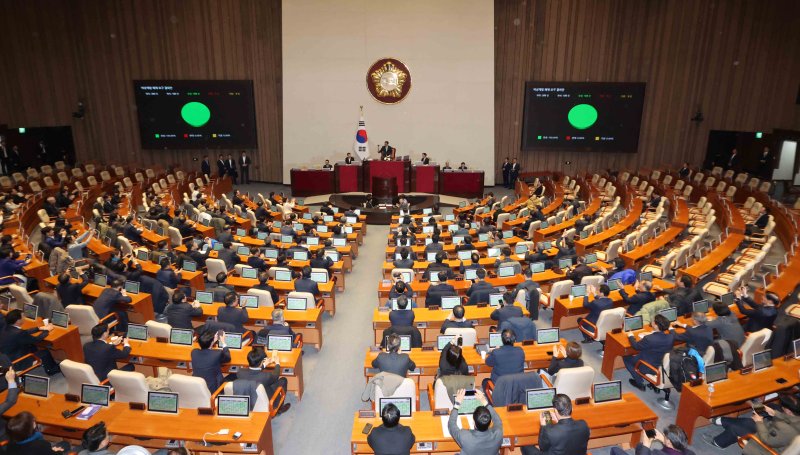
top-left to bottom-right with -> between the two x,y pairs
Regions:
239,295 -> 259,309
720,292 -> 735,306
93,273 -> 108,287
624,316 -> 644,332
241,267 -> 258,279
452,236 -> 464,245
213,242 -> 224,251
658,307 -> 678,323
584,253 -> 598,265
448,224 -> 459,233
310,271 -> 327,283
423,226 -> 435,235
344,226 -> 354,234
286,296 -> 307,311
457,251 -> 472,261
445,214 -> 455,221
257,231 -> 269,240
638,272 -> 653,282
459,201 -> 467,208
454,391 -> 482,415
293,251 -> 308,261
437,335 -> 456,351
530,262 -> 546,273
236,228 -> 246,237
385,335 -> 411,352
558,258 -> 572,269
169,328 -> 194,345
325,251 -> 340,262
292,223 -> 304,231
51,310 -> 69,328
306,237 -> 319,246
323,216 -> 333,222
487,248 -> 501,258
423,252 -> 436,262
498,266 -> 515,278
267,335 -> 293,352
81,384 -> 111,407
23,303 -> 38,321
223,332 -> 243,349
607,279 -> 623,292
489,332 -> 502,349
692,300 -> 709,314
195,291 -> 213,304
570,285 -> 587,298
526,388 -> 556,411
136,250 -> 150,261
540,221 -> 549,229
217,395 -> 251,418
275,270 -> 292,281
396,271 -> 413,283
440,296 -> 461,310
124,280 -> 140,295
237,246 -> 250,256
264,248 -> 279,259
704,362 -> 727,384
332,238 -> 346,247
488,293 -> 504,307
346,216 -> 357,224
753,350 -> 772,372
478,233 -> 489,242
378,397 -> 412,418
127,324 -> 148,341
273,221 -> 283,228
22,374 -> 49,398
302,213 -> 312,220
592,380 -> 622,403
182,260 -> 197,272
297,199 -> 305,206
147,391 -> 179,414
537,328 -> 560,344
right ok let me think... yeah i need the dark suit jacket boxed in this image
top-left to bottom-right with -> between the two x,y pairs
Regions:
583,296 -> 614,324
367,423 -> 416,455
421,157 -> 430,165
191,347 -> 231,391
486,345 -> 525,382
537,417 -> 590,455
56,276 -> 90,306
466,280 -> 493,297
620,290 -> 655,316
93,288 -> 132,320
371,352 -> 416,377
345,156 -> 355,164
424,262 -> 454,281
393,258 -> 415,269
156,269 -> 180,289
425,283 -> 457,307
136,274 -> 170,314
566,265 -> 594,285
490,305 -> 524,325
165,302 -> 203,329
217,159 -> 226,176
83,339 -> 131,380
389,310 -> 415,327
672,323 -> 713,353
295,278 -> 320,296
201,160 -> 211,175
628,331 -> 675,366
736,297 -> 777,332
217,249 -> 239,271
217,306 -> 249,333
236,366 -> 282,395
0,325 -> 49,361
253,284 -> 279,306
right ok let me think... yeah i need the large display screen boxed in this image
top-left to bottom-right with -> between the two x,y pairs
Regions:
521,82 -> 646,153
133,80 -> 257,149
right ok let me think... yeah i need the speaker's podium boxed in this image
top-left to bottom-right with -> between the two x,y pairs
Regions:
334,162 -> 363,192
363,159 -> 411,201
411,164 -> 439,193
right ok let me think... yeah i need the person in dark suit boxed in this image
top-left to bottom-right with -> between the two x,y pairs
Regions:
745,207 -> 770,235
217,242 -> 238,271
735,288 -> 778,332
372,334 -> 416,377
757,146 -> 773,179
155,258 -> 181,290
508,158 -> 520,189
322,159 -> 333,170
239,151 -> 251,184
389,296 -> 415,327
438,340 -> 469,377
225,153 -> 238,184
5,410 -> 71,454
678,162 -> 691,179
624,314 -> 674,391
191,328 -> 232,392
521,393 -> 590,455
566,256 -> 594,285
611,425 -> 695,455
93,279 -> 131,332
379,141 -> 393,160
368,402 -> 416,455
490,293 -> 524,325
253,272 -> 279,305
217,291 -> 248,333
310,249 -> 334,271
83,323 -> 133,381
501,157 -> 511,188
578,284 -> 614,342
201,155 -> 211,178
392,249 -> 414,269
424,252 -> 455,280
0,310 -> 59,375
425,271 -> 457,307
449,389 -> 503,454
0,367 -> 20,440
236,347 -> 291,415
546,342 -> 584,378
122,216 -> 144,245
514,268 -> 541,320
165,291 -> 203,330
257,308 -> 296,341
466,268 -> 493,301
440,305 -> 472,334
420,153 -> 430,165
619,280 -> 655,316
671,312 -> 713,354
246,248 -> 268,272
294,266 -> 320,296
654,275 -> 703,316
56,272 -> 90,306
484,329 -> 524,388
344,152 -> 355,164
706,300 -> 745,346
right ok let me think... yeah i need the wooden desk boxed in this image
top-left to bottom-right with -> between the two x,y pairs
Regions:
350,392 -> 656,453
371,304 -> 529,344
679,233 -> 745,284
675,358 -> 800,442
226,276 -> 337,316
376,275 -> 529,301
13,315 -> 84,363
576,198 -> 644,255
138,260 -> 205,290
620,198 -> 690,268
197,302 -> 323,349
551,278 -> 674,329
42,276 -> 156,323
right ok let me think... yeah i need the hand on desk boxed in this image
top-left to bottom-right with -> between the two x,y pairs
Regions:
39,323 -> 54,332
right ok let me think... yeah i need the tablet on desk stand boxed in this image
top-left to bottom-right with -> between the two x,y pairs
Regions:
22,374 -> 49,398
127,324 -> 148,341
267,335 -> 293,352
752,350 -> 772,372
195,291 -> 214,304
169,328 -> 194,346
50,310 -> 69,328
525,388 -> 556,411
147,391 -> 179,414
81,384 -> 111,407
217,395 -> 251,418
592,380 -> 622,404
239,295 -> 259,309
378,397 -> 412,418
437,335 -> 456,351
704,362 -> 728,384
536,328 -> 560,345
23,303 -> 38,321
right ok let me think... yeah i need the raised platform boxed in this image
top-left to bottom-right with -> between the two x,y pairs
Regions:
329,192 -> 441,225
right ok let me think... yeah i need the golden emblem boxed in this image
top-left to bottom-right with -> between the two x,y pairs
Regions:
366,58 -> 412,104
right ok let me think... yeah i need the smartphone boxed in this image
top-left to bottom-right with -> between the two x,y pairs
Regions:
753,404 -> 769,418
543,411 -> 552,425
645,429 -> 657,439
362,423 -> 373,434
464,390 -> 476,397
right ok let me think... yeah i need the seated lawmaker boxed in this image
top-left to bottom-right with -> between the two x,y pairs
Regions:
294,266 -> 320,296
438,340 -> 468,377
440,305 -> 472,334
735,287 -> 778,332
578,284 -> 614,343
458,162 -> 468,171
671,312 -> 714,354
424,252 -> 455,281
425,271 -> 457,307
490,292 -> 523,325
389,296 -> 415,327
393,249 -> 414,269
483,329 -> 524,389
546,342 -> 584,378
372,334 -> 416,377
619,280 -> 655,315
237,347 -> 291,416
165,290 -> 204,330
624,314 -> 674,391
322,159 -> 333,170
83,323 -> 134,381
217,291 -> 249,333
367,403 -> 416,455
191,328 -> 232,392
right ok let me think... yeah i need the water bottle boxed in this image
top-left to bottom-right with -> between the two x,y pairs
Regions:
707,382 -> 715,395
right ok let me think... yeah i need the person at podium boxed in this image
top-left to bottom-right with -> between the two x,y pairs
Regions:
322,159 -> 333,170
442,162 -> 452,170
458,162 -> 468,171
344,152 -> 355,164
379,141 -> 393,160
421,153 -> 431,165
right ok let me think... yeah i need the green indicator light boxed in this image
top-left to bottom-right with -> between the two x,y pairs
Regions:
537,135 -> 542,140
755,132 -> 763,139
181,102 -> 211,127
568,104 -> 598,130
155,134 -> 159,138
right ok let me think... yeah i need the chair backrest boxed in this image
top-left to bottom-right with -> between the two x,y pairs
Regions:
287,291 -> 315,309
740,329 -> 772,367
205,258 -> 228,280
604,239 -> 622,262
72,168 -> 84,178
247,289 -> 275,308
43,176 -> 54,187
0,176 -> 11,189
580,275 -> 604,288
223,381 -> 270,412
60,359 -> 101,396
87,175 -> 98,186
65,305 -> 100,345
373,377 -> 417,412
311,268 -> 329,283
433,378 -> 454,409
145,320 -> 172,339
167,226 -> 183,247
443,327 -> 477,347
674,180 -> 685,191
100,170 -> 111,181
107,370 -> 148,403
29,181 -> 42,192
167,374 -> 212,409
552,366 -> 595,399
662,175 -> 672,186
595,307 -> 626,341
267,266 -> 291,279
546,280 -> 574,308
145,168 -> 156,179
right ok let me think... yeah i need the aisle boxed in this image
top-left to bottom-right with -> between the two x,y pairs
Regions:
272,224 -> 389,454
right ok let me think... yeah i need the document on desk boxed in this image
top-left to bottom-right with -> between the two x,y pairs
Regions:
638,331 -> 654,339
440,415 -> 475,437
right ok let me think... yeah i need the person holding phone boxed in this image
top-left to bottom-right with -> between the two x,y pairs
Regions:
610,425 -> 693,454
521,393 -> 589,454
702,396 -> 800,450
449,389 -> 502,454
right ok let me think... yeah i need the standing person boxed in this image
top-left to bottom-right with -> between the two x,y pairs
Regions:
501,157 -> 511,188
36,141 -> 48,165
322,159 -> 333,170
367,403 -> 416,455
83,323 -> 134,381
191,329 -> 231,392
448,389 -> 503,455
421,153 -> 430,165
727,148 -> 739,171
216,154 -> 226,178
521,393 -> 590,455
0,136 -> 8,175
678,162 -> 691,179
200,155 -> 211,178
226,154 -> 238,184
239,151 -> 251,184
758,146 -> 773,180
509,158 -> 520,189
345,152 -> 356,164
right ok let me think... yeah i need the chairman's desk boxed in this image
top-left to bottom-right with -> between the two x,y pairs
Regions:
126,338 -> 305,400
289,168 -> 336,197
226,276 -> 338,316
371,304 -> 529,344
196,302 -> 323,349
2,393 -> 275,454
676,358 -> 799,442
351,393 -> 657,454
551,278 -> 674,330
364,341 -> 563,392
42,277 -> 156,324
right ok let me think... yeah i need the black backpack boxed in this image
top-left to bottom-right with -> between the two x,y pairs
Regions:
668,347 -> 699,391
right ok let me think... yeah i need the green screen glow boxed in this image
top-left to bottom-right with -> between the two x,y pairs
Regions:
181,102 -> 211,127
568,104 -> 598,130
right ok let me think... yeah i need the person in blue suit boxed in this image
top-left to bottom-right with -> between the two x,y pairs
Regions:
624,314 -> 674,391
483,329 -> 524,390
191,328 -> 232,392
578,284 -> 614,343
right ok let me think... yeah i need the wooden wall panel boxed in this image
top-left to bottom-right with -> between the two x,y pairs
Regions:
495,0 -> 800,180
0,0 -> 283,182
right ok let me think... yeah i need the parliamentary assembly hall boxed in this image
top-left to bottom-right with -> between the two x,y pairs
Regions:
0,0 -> 799,454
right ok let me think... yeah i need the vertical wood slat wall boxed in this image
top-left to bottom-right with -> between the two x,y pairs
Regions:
495,0 -> 800,180
0,0 -> 283,182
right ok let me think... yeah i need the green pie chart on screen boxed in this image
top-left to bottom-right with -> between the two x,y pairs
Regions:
181,102 -> 211,127
568,104 -> 598,130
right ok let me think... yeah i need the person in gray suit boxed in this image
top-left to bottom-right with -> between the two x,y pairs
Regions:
449,388 -> 503,455
371,334 -> 416,377
521,393 -> 590,455
0,367 -> 19,440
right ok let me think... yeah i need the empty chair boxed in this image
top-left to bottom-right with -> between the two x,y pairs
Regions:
38,165 -> 53,175
221,381 -> 282,414
66,305 -> 116,345
145,320 -> 172,338
247,289 -> 275,308
429,378 -> 458,410
54,161 -> 66,170
287,291 -> 317,310
540,280 -> 573,309
578,307 -> 625,344
739,329 -> 772,367
87,175 -> 98,186
205,258 -> 228,281
167,374 -> 212,409
100,170 -> 111,181
443,327 -> 477,347
61,359 -> 103,396
595,239 -> 622,263
546,365 -> 595,399
107,370 -> 148,404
